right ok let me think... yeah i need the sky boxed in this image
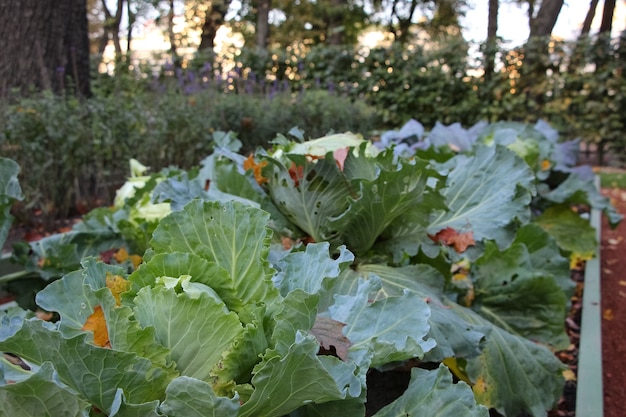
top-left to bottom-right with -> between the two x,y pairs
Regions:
462,0 -> 626,45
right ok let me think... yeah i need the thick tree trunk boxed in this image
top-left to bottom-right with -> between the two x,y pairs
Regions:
256,0 -> 271,50
528,0 -> 564,38
568,0 -> 600,74
0,0 -> 91,97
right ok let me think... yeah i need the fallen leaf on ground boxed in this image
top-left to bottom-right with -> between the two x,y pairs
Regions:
608,237 -> 623,246
603,309 -> 615,321
619,280 -> 626,287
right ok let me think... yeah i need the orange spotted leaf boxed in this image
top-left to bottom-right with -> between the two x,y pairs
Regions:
82,305 -> 110,348
288,162 -> 304,186
429,227 -> 475,253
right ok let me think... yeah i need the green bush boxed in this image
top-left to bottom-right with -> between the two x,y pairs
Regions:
0,87 -> 378,224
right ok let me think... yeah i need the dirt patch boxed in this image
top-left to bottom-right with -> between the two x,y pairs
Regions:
600,187 -> 626,417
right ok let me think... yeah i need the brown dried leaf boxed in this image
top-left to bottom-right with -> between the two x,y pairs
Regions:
310,316 -> 351,361
429,227 -> 475,253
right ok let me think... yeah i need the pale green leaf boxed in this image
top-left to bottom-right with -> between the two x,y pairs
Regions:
373,364 -> 489,417
533,204 -> 597,259
0,362 -> 91,417
0,319 -> 170,414
150,200 -> 278,308
239,332 -> 361,417
428,145 -> 535,249
352,264 -> 489,362
273,242 -> 353,296
159,376 -> 240,417
329,277 -> 436,367
133,286 -> 243,381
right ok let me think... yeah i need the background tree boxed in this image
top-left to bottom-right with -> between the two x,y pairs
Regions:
484,0 -> 499,80
0,0 -> 91,97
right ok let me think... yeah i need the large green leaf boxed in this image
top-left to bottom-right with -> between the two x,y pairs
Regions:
453,305 -> 566,417
0,318 -> 170,414
329,277 -> 436,367
428,145 -> 535,249
133,285 -> 243,381
0,362 -> 92,417
0,158 -> 23,250
272,242 -> 353,296
239,332 -> 361,417
36,264 -> 177,379
333,151 -> 437,254
473,238 -> 569,348
533,204 -> 598,260
373,364 -> 489,417
150,200 -> 278,308
263,153 -> 352,243
159,377 -> 240,417
351,264 -> 489,362
540,170 -> 622,226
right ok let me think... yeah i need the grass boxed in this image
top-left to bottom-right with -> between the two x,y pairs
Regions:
597,168 -> 626,189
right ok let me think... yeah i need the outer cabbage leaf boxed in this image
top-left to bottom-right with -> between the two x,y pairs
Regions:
533,204 -> 598,261
452,305 -> 567,417
0,157 -> 23,249
149,200 -> 278,309
350,264 -> 488,362
272,242 -> 354,296
328,277 -> 436,367
36,265 -> 177,379
0,318 -> 170,414
0,362 -> 92,417
473,239 -> 569,349
239,332 -> 361,417
540,170 -> 622,226
428,145 -> 535,250
159,376 -> 240,417
372,364 -> 489,417
132,285 -> 243,381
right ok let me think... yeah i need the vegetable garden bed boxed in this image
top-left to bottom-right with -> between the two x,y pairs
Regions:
0,121 -> 621,417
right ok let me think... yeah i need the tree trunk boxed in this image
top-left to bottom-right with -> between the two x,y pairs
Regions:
581,0 -> 600,35
599,0 -> 616,34
528,0 -> 563,38
199,0 -> 232,54
484,0 -> 499,79
568,0 -> 600,74
0,0 -> 91,97
256,0 -> 271,50
327,0 -> 344,45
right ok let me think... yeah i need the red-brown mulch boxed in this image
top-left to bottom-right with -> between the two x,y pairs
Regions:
600,187 -> 626,417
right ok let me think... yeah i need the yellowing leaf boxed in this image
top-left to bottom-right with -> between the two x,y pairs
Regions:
562,369 -> 576,382
81,305 -> 110,348
243,154 -> 269,185
443,357 -> 470,384
472,375 -> 488,396
570,252 -> 593,270
106,273 -> 130,306
541,159 -> 551,171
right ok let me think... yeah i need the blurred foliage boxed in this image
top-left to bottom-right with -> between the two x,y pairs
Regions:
1,32 -> 625,226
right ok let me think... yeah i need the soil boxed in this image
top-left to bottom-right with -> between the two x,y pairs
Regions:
600,187 -> 626,417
